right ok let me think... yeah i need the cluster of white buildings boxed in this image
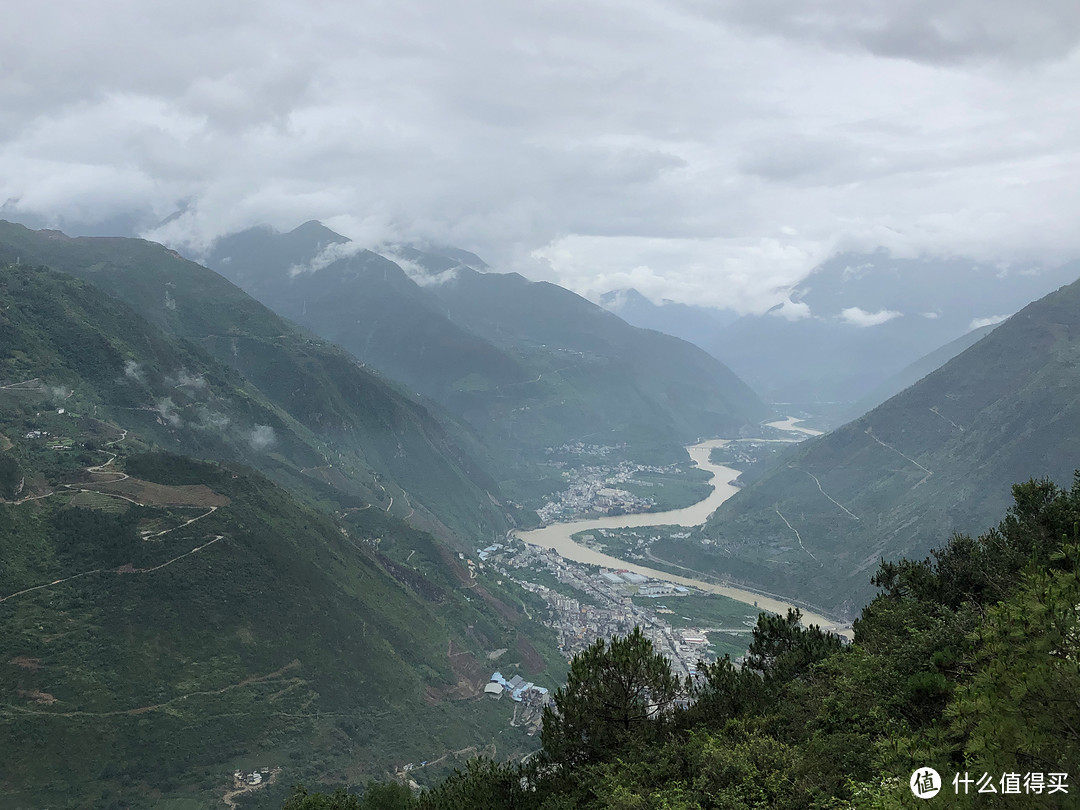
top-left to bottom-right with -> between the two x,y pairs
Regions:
476,542 -> 503,562
231,767 -> 271,788
484,672 -> 551,705
544,441 -> 618,458
533,456 -> 690,523
486,541 -> 719,679
536,478 -> 653,523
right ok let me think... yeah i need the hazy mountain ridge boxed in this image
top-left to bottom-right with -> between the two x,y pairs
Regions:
600,253 -> 1080,422
844,320 -> 1001,419
654,274 -> 1080,614
0,221 -> 511,541
597,288 -> 739,356
204,223 -> 770,458
423,263 -> 766,441
208,224 -> 530,406
727,252 -> 1080,409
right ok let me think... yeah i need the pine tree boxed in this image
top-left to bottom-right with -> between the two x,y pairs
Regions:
540,626 -> 685,768
948,543 -> 1080,775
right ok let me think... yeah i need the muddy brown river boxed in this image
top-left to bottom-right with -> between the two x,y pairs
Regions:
516,421 -> 850,635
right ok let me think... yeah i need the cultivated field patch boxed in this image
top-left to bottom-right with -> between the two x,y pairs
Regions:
86,478 -> 230,508
66,490 -> 129,513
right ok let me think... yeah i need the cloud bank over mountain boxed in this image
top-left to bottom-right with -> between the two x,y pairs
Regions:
837,307 -> 902,327
2,0 -> 1079,312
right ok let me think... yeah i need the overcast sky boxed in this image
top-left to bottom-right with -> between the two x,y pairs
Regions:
3,0 -> 1079,311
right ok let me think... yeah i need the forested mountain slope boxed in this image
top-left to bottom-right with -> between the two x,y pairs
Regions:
0,221 -> 510,541
289,476 -> 1080,809
0,263 -> 563,808
658,275 -> 1080,615
204,224 -> 769,455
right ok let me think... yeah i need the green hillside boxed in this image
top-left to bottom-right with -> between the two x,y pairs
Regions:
0,222 -> 510,542
0,454 -> 560,809
0,264 -> 564,808
0,262 -> 326,477
656,275 -> 1080,615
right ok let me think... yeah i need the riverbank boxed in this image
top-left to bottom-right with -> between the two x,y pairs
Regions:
516,419 -> 852,637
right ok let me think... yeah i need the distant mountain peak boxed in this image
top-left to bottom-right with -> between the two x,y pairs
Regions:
289,219 -> 348,241
598,288 -> 654,310
700,270 -> 1080,614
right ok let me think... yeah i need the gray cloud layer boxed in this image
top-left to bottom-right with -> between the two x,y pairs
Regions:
3,0 -> 1079,311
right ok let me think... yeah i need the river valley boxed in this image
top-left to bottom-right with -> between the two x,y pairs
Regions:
516,420 -> 850,636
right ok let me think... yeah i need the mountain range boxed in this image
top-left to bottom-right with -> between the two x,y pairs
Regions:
602,252 -> 1079,422
649,273 -> 1080,615
0,221 -> 511,542
204,223 -> 769,460
7,213 -> 1080,806
0,234 -> 563,808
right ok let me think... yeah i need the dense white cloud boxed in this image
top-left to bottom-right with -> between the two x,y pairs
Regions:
837,307 -> 902,327
2,0 -> 1079,312
384,252 -> 462,287
249,425 -> 277,451
123,361 -> 144,382
968,314 -> 1011,331
771,299 -> 813,322
287,241 -> 365,278
155,398 -> 183,428
529,233 -> 830,311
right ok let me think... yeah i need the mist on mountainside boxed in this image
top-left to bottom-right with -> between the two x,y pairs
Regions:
601,252 -> 1080,424
5,1 -> 1080,807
